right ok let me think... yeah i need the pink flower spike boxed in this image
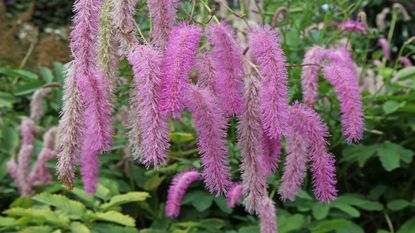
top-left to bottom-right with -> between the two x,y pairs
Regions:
160,23 -> 202,117
258,197 -> 278,233
165,169 -> 201,217
279,131 -> 308,201
30,87 -> 51,121
324,48 -> 364,143
249,26 -> 289,138
287,102 -> 337,202
227,183 -> 243,208
111,0 -> 139,56
337,20 -> 367,34
207,22 -> 244,116
17,145 -> 34,196
301,46 -> 327,107
184,85 -> 232,195
262,134 -> 281,177
20,119 -> 35,145
239,75 -> 267,213
378,38 -> 390,60
80,146 -> 100,194
127,45 -> 170,168
196,52 -> 218,95
147,0 -> 178,49
29,148 -> 55,186
399,57 -> 413,67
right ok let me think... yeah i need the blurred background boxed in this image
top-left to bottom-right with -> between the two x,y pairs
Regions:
0,0 -> 414,233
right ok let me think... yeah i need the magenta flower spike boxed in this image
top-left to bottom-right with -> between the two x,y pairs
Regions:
147,0 -> 178,49
160,23 -> 202,117
207,22 -> 244,116
337,20 -> 367,34
301,46 -> 326,107
378,38 -> 390,60
287,102 -> 337,202
227,183 -> 243,208
127,45 -> 170,168
16,145 -> 34,196
111,0 -> 138,55
184,85 -> 232,195
30,87 -> 51,121
324,48 -> 364,143
57,63 -> 84,189
20,118 -> 35,146
399,57 -> 413,67
249,26 -> 289,139
258,197 -> 278,233
262,134 -> 281,177
239,75 -> 267,213
196,52 -> 218,95
279,132 -> 308,201
165,169 -> 201,217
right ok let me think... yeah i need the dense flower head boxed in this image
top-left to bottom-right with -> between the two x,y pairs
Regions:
399,57 -> 413,67
286,102 -> 337,202
196,52 -> 218,95
166,169 -> 201,217
206,22 -> 244,116
337,20 -> 367,33
111,0 -> 138,55
324,48 -> 364,143
378,38 -> 390,60
249,26 -> 289,138
160,23 -> 202,117
20,118 -> 35,145
227,183 -> 243,208
30,87 -> 51,121
262,134 -> 281,177
258,197 -> 278,233
127,45 -> 170,167
301,46 -> 326,107
147,0 -> 178,49
184,85 -> 232,195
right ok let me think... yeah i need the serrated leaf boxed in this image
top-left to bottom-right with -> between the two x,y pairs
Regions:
20,226 -> 53,233
95,184 -> 112,201
312,203 -> 330,220
88,211 -> 135,227
331,202 -> 360,217
5,207 -> 69,226
33,193 -> 86,218
71,222 -> 91,233
397,217 -> 415,233
100,192 -> 149,210
311,219 -> 351,233
387,200 -> 411,211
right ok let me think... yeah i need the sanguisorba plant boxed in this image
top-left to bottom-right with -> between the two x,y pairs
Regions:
55,0 -> 364,232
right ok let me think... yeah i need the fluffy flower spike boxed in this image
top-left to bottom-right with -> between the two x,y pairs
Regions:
30,87 -> 51,121
207,22 -> 244,116
301,46 -> 326,107
378,38 -> 390,60
258,197 -> 278,233
147,0 -> 178,49
249,26 -> 288,139
184,85 -> 232,195
127,45 -> 170,167
160,23 -> 202,117
166,169 -> 201,217
227,183 -> 243,208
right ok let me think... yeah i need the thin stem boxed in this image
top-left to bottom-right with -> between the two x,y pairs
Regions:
200,0 -> 220,24
133,21 -> 149,45
19,41 -> 36,69
384,211 -> 395,233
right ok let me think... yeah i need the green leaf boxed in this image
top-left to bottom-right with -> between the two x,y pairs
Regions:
33,193 -> 86,218
5,207 -> 69,226
377,142 -> 413,171
70,187 -> 98,208
395,67 -> 415,81
238,226 -> 259,233
199,218 -> 226,231
88,223 -> 139,233
336,222 -> 364,233
20,226 -> 53,233
387,200 -> 411,211
170,132 -> 194,144
100,192 -> 149,210
0,91 -> 15,108
383,101 -> 406,114
2,126 -> 19,153
0,67 -> 38,80
40,67 -> 54,82
331,202 -> 360,217
397,217 -> 415,233
189,191 -> 214,212
143,175 -> 165,191
312,203 -> 330,220
14,80 -> 44,96
214,197 -> 233,214
53,62 -> 65,84
71,222 -> 91,233
336,195 -> 383,211
88,211 -> 135,227
0,217 -> 17,227
279,214 -> 306,233
311,219 -> 351,233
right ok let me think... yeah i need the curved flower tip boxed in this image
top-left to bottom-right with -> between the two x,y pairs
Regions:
227,183 -> 243,208
278,132 -> 308,201
324,48 -> 364,143
288,103 -> 337,202
207,22 -> 244,116
80,146 -> 100,194
301,46 -> 327,108
127,45 -> 170,168
399,57 -> 413,68
160,23 -> 202,117
249,25 -> 288,138
30,87 -> 51,121
378,38 -> 390,60
184,85 -> 232,195
337,20 -> 367,34
20,118 -> 35,146
166,169 -> 201,217
259,197 -> 278,233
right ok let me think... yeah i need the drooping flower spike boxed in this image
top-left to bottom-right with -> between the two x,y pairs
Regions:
127,45 -> 170,168
378,38 -> 390,60
111,0 -> 138,55
399,57 -> 413,67
249,26 -> 289,139
147,0 -> 178,49
258,197 -> 278,233
30,87 -> 51,121
184,85 -> 232,195
262,134 -> 281,177
196,52 -> 218,95
337,20 -> 367,34
324,48 -> 364,143
285,102 -> 337,202
227,183 -> 243,208
207,22 -> 244,117
301,46 -> 326,107
239,74 -> 268,213
160,23 -> 202,117
166,169 -> 201,217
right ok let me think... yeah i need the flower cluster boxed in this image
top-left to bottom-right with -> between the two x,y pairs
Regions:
54,1 -> 365,232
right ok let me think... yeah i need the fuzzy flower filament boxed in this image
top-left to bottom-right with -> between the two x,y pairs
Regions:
147,0 -> 178,49
227,183 -> 243,208
301,46 -> 326,107
258,197 -> 278,233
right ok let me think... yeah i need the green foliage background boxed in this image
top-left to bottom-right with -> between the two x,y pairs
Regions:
0,0 -> 415,232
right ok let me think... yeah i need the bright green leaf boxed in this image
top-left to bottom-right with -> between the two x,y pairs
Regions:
170,132 -> 194,144
100,192 -> 150,210
71,222 -> 91,233
336,222 -> 364,233
88,211 -> 135,227
395,67 -> 415,81
331,202 -> 360,217
5,207 -> 69,226
20,226 -> 53,233
33,193 -> 86,218
40,67 -> 54,82
397,217 -> 415,233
